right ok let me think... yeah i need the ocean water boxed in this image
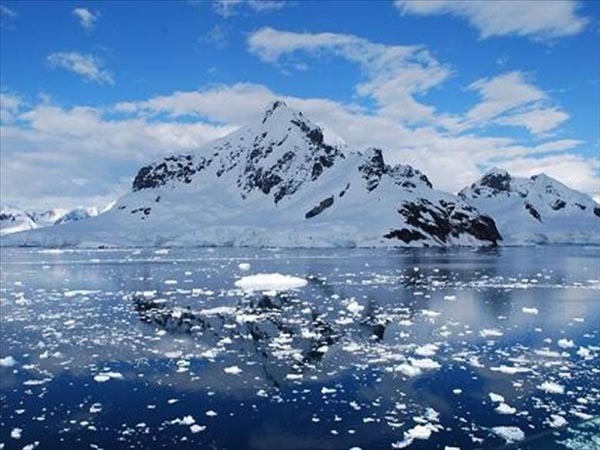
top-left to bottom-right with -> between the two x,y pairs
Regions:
0,246 -> 599,450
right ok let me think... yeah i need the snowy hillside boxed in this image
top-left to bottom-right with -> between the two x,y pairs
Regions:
1,101 -> 501,248
459,168 -> 600,244
0,206 -> 98,236
0,206 -> 37,236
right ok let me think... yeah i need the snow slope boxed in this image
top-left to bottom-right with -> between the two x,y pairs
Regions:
0,206 -> 98,236
0,206 -> 37,236
1,101 -> 501,248
459,168 -> 600,244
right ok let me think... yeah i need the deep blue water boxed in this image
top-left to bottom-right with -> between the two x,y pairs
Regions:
0,246 -> 599,450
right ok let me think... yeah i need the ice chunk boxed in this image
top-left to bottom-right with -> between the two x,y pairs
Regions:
538,381 -> 564,394
492,426 -> 525,443
238,263 -> 251,271
190,424 -> 206,433
224,365 -> 242,375
495,403 -> 516,415
234,273 -> 307,292
0,356 -> 16,367
93,372 -> 123,382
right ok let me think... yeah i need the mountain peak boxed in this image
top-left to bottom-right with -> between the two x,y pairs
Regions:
261,99 -> 290,124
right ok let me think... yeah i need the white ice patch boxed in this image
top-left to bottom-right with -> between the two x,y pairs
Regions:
93,372 -> 123,382
11,428 -> 22,439
0,356 -> 16,367
546,414 -> 567,428
557,338 -> 575,349
480,329 -> 503,338
489,393 -> 504,403
234,273 -> 307,292
238,263 -> 251,271
492,426 -> 525,443
490,365 -> 531,375
414,344 -> 439,357
522,307 -> 539,315
538,381 -> 564,394
495,403 -> 516,415
224,365 -> 242,375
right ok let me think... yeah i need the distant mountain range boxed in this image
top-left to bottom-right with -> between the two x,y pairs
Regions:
1,101 -> 598,247
0,206 -> 98,236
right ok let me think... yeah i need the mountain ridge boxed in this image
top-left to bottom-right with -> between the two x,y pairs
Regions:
1,101 -> 597,247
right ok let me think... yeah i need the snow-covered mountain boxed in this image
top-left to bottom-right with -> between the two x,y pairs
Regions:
53,207 -> 98,225
1,101 -> 502,248
459,168 -> 600,244
0,206 -> 98,236
0,206 -> 38,236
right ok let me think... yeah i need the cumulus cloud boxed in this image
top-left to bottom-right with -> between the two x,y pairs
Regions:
3,82 -> 597,210
248,27 -> 450,123
72,7 -> 99,30
395,0 -> 589,41
462,71 -> 569,135
200,25 -> 228,49
212,0 -> 286,17
47,51 -> 114,85
0,92 -> 24,123
1,100 -> 234,208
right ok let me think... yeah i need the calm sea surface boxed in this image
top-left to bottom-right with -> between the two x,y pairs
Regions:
1,246 -> 599,450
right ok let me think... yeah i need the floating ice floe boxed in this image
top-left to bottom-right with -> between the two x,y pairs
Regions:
480,329 -> 503,338
223,365 -> 242,375
492,426 -> 525,443
490,365 -> 531,375
495,403 -> 517,415
538,381 -> 565,394
0,356 -> 16,367
414,344 -> 439,357
489,392 -> 504,403
546,414 -> 568,428
93,372 -> 124,383
522,307 -> 539,315
557,338 -> 575,349
234,273 -> 307,292
190,424 -> 206,433
238,262 -> 251,271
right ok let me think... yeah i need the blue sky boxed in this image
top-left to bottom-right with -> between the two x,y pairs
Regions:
1,0 -> 599,209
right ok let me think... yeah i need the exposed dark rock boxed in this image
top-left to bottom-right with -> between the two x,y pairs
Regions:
339,183 -> 350,198
480,171 -> 511,193
358,148 -> 386,191
551,199 -> 566,210
574,203 -> 586,210
384,228 -> 426,243
392,199 -> 501,245
594,207 -> 600,218
132,155 -> 210,191
305,196 -> 335,219
525,202 -> 541,221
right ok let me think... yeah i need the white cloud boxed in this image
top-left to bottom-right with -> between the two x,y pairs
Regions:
4,81 -> 595,211
248,27 -> 450,123
462,71 -> 569,135
47,52 -> 114,85
0,92 -> 24,123
212,0 -> 286,17
200,25 -> 228,49
395,0 -> 589,40
72,7 -> 99,30
1,4 -> 17,18
495,107 -> 569,135
1,100 -> 234,208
